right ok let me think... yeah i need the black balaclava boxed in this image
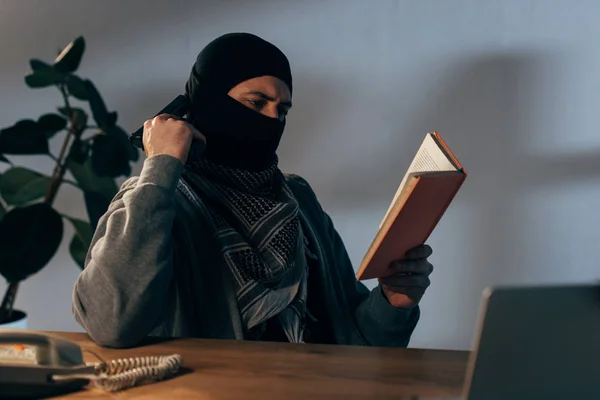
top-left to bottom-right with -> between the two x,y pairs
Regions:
185,33 -> 293,171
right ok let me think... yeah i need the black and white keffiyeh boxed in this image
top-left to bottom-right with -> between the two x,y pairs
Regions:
180,157 -> 307,342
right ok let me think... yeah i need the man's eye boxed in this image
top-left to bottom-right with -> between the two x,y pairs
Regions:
247,99 -> 265,108
278,107 -> 289,117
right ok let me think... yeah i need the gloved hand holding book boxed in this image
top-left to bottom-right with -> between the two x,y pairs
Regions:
379,245 -> 434,308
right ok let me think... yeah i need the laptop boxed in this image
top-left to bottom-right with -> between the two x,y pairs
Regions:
459,283 -> 600,399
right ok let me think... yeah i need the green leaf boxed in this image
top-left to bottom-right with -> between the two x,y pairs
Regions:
108,111 -> 118,126
0,167 -> 51,205
0,174 -> 5,222
84,191 -> 110,232
29,59 -> 51,71
66,158 -> 118,202
84,80 -> 110,128
91,134 -> 131,178
37,113 -> 67,138
65,217 -> 93,269
68,138 -> 90,164
65,74 -> 88,100
0,120 -> 48,154
66,216 -> 93,246
24,68 -> 65,88
58,107 -> 88,128
69,233 -> 88,269
53,36 -> 85,73
105,124 -> 139,162
0,203 -> 63,282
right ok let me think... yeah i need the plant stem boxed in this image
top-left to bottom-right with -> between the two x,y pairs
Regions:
62,179 -> 81,190
47,152 -> 59,163
44,134 -> 73,204
61,83 -> 73,116
0,281 -> 19,323
44,84 -> 78,206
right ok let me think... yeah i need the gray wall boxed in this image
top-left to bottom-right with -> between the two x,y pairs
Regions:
0,0 -> 598,350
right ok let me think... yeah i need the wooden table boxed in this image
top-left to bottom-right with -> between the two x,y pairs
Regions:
45,332 -> 469,400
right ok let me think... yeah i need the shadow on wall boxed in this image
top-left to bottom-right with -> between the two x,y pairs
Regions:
278,71 -> 353,173
330,50 -> 600,200
406,50 -> 600,287
417,51 -> 600,348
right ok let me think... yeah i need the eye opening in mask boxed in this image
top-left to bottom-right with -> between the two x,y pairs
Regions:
239,93 -> 291,121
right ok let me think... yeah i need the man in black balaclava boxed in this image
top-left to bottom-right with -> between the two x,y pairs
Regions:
73,33 -> 435,349
185,32 -> 293,171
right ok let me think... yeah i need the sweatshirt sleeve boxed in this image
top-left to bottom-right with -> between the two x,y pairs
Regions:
323,212 -> 420,347
72,154 -> 183,348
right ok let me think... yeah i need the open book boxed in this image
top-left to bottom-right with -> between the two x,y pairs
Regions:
356,132 -> 466,281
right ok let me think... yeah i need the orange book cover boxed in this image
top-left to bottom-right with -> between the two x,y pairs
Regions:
356,132 -> 466,281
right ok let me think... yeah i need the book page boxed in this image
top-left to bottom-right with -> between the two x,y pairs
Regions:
379,133 -> 457,228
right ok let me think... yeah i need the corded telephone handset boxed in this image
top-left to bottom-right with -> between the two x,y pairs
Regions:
129,94 -> 190,151
0,330 -> 183,399
128,94 -> 206,161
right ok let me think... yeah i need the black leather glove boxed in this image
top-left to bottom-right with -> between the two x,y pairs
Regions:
379,244 -> 434,305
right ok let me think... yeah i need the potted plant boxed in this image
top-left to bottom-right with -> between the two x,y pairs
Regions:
0,36 -> 139,328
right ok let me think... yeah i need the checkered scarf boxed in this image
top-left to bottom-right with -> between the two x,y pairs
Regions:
180,157 -> 307,342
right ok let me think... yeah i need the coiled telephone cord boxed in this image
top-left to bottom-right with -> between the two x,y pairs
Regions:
92,354 -> 183,392
52,353 -> 183,392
